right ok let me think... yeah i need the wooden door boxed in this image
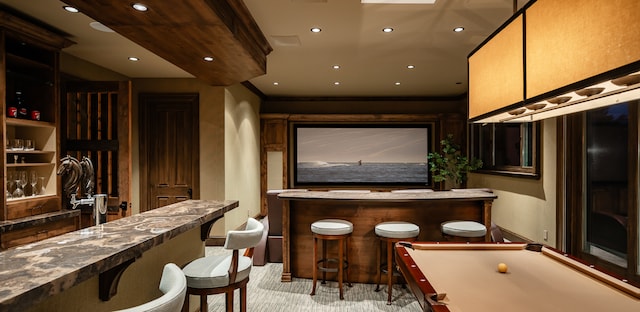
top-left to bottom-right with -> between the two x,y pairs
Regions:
139,93 -> 199,212
61,81 -> 131,225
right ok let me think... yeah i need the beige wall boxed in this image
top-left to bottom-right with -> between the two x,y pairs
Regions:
468,118 -> 558,246
223,84 -> 262,231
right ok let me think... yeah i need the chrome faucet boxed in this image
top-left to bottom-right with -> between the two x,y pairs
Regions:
69,193 -> 108,226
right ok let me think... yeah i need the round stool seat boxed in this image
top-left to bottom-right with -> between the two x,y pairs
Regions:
375,221 -> 420,239
311,219 -> 353,236
441,221 -> 487,238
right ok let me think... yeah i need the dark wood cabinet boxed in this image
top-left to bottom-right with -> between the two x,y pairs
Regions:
0,10 -> 78,249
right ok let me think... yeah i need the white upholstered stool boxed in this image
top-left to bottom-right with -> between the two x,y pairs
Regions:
310,219 -> 353,300
374,221 -> 420,304
441,220 -> 487,242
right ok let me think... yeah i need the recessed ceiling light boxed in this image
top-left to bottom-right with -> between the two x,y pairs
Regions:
407,65 -> 415,69
128,57 -> 139,62
382,27 -> 394,33
89,22 -> 115,33
395,82 -> 401,85
132,3 -> 149,12
310,27 -> 322,33
203,56 -> 214,62
334,82 -> 340,85
332,65 -> 340,69
273,82 -> 279,86
63,6 -> 79,13
453,27 -> 465,32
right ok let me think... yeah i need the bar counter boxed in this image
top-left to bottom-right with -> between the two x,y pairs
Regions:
278,190 -> 496,283
0,199 -> 238,311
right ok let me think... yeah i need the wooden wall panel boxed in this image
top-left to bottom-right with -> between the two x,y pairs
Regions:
526,0 -> 640,99
468,15 -> 524,119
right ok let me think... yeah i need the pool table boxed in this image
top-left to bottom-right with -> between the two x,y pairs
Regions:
395,242 -> 640,312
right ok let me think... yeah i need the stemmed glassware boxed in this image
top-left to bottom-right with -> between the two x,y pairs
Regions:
12,171 -> 26,198
30,171 -> 38,196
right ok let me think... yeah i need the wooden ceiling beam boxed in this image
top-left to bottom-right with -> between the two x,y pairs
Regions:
63,0 -> 272,86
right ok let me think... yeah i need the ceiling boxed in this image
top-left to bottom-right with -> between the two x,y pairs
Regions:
0,0 -> 527,98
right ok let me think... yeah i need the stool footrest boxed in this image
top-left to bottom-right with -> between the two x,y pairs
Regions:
317,258 -> 349,273
379,263 -> 402,277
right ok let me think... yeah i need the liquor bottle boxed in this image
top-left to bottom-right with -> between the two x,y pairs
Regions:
16,91 -> 28,119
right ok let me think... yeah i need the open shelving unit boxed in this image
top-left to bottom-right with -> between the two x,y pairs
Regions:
0,9 -> 78,249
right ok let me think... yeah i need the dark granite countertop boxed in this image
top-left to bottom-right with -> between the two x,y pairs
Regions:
0,199 -> 238,311
0,210 -> 81,233
277,189 -> 497,201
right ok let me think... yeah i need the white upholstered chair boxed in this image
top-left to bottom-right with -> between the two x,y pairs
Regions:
182,218 -> 264,312
115,263 -> 186,312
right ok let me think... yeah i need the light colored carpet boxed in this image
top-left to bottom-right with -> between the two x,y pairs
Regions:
199,247 -> 422,311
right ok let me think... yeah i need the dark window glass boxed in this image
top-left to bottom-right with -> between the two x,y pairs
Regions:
471,122 -> 539,177
585,103 -> 629,263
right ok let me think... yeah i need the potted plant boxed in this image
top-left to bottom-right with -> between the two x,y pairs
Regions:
427,134 -> 482,190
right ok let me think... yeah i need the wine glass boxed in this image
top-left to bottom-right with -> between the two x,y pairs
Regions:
11,178 -> 24,198
15,171 -> 27,198
30,171 -> 38,196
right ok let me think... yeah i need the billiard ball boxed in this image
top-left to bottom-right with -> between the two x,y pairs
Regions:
498,263 -> 508,273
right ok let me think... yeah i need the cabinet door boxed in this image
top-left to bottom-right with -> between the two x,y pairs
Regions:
0,215 -> 79,250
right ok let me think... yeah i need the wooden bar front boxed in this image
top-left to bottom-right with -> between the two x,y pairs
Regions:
278,190 -> 496,283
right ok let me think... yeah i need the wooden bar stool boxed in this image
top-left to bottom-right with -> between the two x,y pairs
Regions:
374,221 -> 420,305
441,220 -> 487,242
310,219 -> 353,300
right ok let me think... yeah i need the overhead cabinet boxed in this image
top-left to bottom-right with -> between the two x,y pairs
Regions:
469,0 -> 640,123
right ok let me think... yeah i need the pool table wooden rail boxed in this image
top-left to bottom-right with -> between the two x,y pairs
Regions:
395,242 -> 640,312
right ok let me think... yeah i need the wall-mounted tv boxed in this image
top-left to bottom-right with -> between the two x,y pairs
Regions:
293,123 -> 432,186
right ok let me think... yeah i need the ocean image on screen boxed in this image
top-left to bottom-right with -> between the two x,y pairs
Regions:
296,127 -> 429,184
297,161 -> 427,183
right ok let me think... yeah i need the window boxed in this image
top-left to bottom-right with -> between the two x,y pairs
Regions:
563,101 -> 640,283
470,122 -> 539,177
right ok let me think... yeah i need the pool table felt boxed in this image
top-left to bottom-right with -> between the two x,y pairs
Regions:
402,243 -> 640,312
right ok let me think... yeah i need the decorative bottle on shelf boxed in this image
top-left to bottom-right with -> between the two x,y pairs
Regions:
7,91 -> 20,118
16,90 -> 28,119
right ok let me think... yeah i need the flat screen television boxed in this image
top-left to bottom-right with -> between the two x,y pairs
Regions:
293,124 -> 432,186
